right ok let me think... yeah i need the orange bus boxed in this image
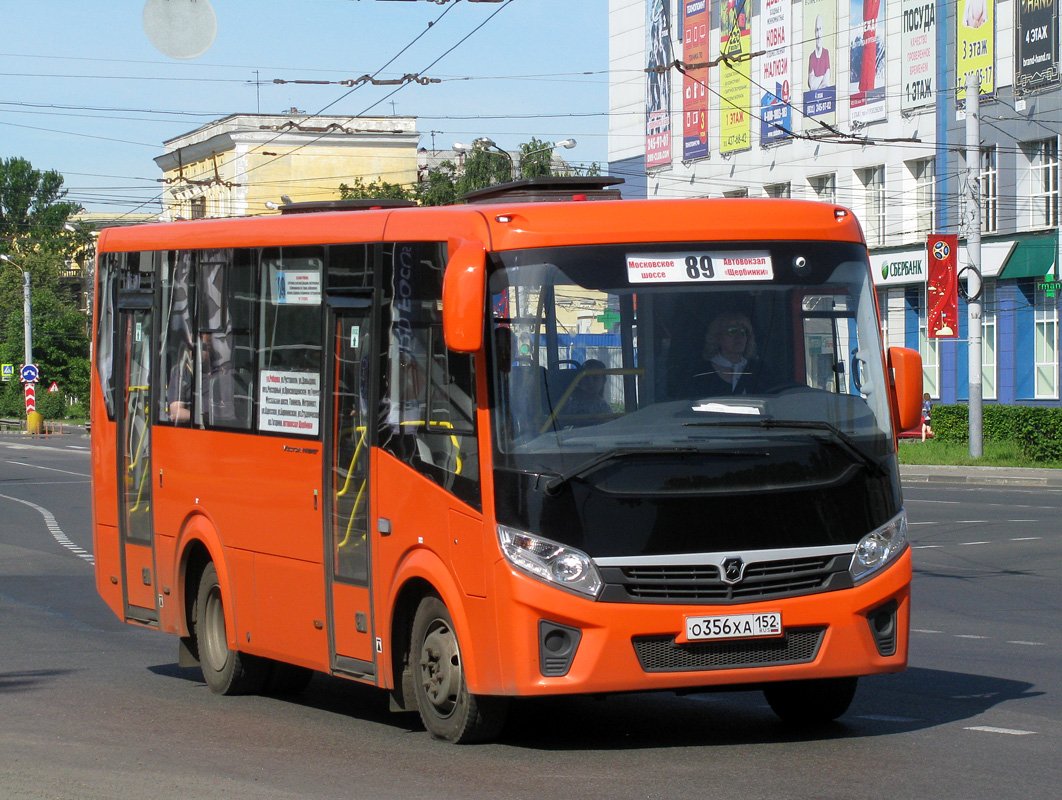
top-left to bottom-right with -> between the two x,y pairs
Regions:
91,178 -> 923,743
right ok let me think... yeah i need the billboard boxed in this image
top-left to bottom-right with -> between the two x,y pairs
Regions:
803,0 -> 837,125
901,0 -> 937,111
957,0 -> 995,100
849,0 -> 886,123
927,235 -> 959,338
719,0 -> 752,154
1016,0 -> 1059,93
646,0 -> 673,169
759,0 -> 792,143
683,0 -> 711,160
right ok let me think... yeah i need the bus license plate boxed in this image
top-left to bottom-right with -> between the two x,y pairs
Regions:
684,612 -> 782,642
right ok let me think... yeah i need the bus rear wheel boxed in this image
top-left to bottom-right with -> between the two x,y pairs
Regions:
195,562 -> 268,695
763,676 -> 858,724
410,596 -> 508,743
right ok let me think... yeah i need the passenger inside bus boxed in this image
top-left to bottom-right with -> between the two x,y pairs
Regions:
563,359 -> 611,419
685,312 -> 762,396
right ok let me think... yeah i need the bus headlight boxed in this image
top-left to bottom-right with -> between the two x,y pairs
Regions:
850,511 -> 908,583
498,525 -> 603,598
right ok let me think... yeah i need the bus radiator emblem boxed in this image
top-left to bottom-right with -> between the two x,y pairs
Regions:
721,557 -> 745,584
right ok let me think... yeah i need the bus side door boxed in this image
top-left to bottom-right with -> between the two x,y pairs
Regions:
325,296 -> 377,679
116,295 -> 159,625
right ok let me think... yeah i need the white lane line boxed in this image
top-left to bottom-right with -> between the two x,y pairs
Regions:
857,714 -> 919,723
912,629 -> 942,634
1010,536 -> 1042,541
0,493 -> 94,566
65,445 -> 90,451
5,460 -> 90,478
965,726 -> 1037,736
955,634 -> 989,639
958,541 -> 990,546
1006,641 -> 1046,646
912,545 -> 942,549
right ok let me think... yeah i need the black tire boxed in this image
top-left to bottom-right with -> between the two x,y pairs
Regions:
195,562 -> 269,695
264,662 -> 314,696
763,676 -> 858,724
410,596 -> 509,743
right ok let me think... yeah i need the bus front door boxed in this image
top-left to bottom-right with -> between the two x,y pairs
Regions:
325,299 -> 377,680
116,304 -> 159,625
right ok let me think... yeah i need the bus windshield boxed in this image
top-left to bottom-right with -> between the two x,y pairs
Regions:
488,241 -> 899,557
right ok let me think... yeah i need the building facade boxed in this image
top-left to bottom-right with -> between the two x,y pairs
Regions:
155,114 -> 420,220
609,0 -> 1061,407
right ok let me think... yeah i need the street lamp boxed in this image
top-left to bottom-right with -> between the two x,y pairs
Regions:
0,254 -> 40,432
0,255 -> 32,370
471,137 -> 515,171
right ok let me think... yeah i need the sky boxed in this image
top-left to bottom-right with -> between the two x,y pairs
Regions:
0,0 -> 609,215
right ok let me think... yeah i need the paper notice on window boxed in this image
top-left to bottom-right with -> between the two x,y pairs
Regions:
627,251 -> 774,283
270,267 -> 322,305
258,370 -> 321,436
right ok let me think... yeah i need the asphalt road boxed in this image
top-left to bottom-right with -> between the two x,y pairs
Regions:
1,433 -> 1059,799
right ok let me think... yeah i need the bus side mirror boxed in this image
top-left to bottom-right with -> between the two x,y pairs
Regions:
887,346 -> 923,432
443,239 -> 486,353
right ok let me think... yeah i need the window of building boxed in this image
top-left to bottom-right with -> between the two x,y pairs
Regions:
980,146 -> 998,234
810,173 -> 835,204
723,188 -> 749,198
908,158 -> 934,237
1035,283 -> 1058,399
1027,137 -> 1059,228
859,166 -> 886,247
765,182 -> 791,198
190,196 -> 206,220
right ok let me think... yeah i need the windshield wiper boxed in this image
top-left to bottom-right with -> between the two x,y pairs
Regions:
543,446 -> 703,495
683,418 -> 885,477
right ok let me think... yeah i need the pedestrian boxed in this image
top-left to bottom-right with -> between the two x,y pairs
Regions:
921,392 -> 933,442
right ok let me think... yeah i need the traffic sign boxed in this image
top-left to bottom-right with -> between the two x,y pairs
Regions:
1,364 -> 12,382
20,364 -> 39,383
48,381 -> 59,393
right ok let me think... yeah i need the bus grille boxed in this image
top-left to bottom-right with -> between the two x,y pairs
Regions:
632,627 -> 826,673
600,555 -> 851,604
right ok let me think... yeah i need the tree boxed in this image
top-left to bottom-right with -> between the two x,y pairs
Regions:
0,157 -> 81,249
416,160 -> 460,207
0,158 -> 88,419
338,177 -> 415,202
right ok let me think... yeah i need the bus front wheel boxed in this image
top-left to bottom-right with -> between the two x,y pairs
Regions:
410,596 -> 508,743
195,562 -> 268,695
763,676 -> 858,724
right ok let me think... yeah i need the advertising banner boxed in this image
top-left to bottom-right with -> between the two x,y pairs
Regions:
759,0 -> 792,142
901,0 -> 937,111
719,0 -> 752,154
683,0 -> 710,160
1016,0 -> 1059,93
957,0 -> 995,100
646,0 -> 673,169
927,235 -> 959,338
849,0 -> 886,123
803,0 -> 837,125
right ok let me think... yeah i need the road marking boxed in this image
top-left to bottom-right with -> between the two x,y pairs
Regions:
857,714 -> 919,723
5,460 -> 90,478
911,629 -> 942,634
65,445 -> 90,451
955,634 -> 988,639
1006,641 -> 1046,646
965,726 -> 1037,736
958,541 -> 989,546
956,520 -> 989,524
0,493 -> 94,566
1010,536 -> 1042,541
912,545 -> 942,549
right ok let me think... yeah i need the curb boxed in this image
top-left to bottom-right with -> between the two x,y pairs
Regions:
900,465 -> 1062,488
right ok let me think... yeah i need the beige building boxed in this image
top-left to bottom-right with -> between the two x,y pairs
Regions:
155,114 -> 420,220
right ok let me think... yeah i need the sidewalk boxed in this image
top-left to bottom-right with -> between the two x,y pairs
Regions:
900,463 -> 1062,487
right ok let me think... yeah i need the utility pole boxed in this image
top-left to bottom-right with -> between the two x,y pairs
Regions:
965,72 -> 983,458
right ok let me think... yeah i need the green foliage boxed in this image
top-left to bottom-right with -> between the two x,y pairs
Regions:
929,403 -> 1062,463
0,157 -> 89,420
338,177 -> 415,202
455,143 -> 512,196
416,160 -> 460,207
519,137 -> 554,179
1,156 -> 82,248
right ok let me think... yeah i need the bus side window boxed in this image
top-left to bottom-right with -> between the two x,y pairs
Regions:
95,253 -> 120,420
380,242 -> 480,510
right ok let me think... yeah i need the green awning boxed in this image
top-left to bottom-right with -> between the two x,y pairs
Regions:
999,232 -> 1058,280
